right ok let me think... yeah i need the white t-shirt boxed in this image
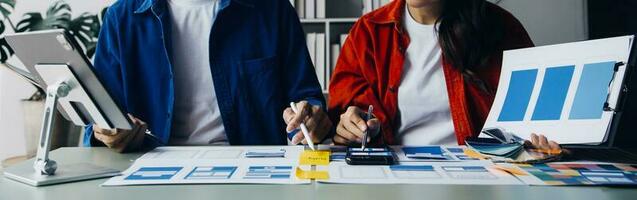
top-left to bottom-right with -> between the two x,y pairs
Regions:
167,0 -> 228,145
396,6 -> 456,146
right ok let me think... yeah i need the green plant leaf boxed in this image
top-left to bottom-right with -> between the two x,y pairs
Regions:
84,42 -> 96,58
0,21 -> 13,62
44,0 -> 71,26
0,0 -> 15,20
68,12 -> 99,57
0,0 -> 16,62
15,0 -> 71,32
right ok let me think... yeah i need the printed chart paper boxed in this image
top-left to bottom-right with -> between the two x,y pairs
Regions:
102,146 -> 310,186
515,162 -> 637,186
484,36 -> 634,144
318,161 -> 523,185
392,146 -> 479,162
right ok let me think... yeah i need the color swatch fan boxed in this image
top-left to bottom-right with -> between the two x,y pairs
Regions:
483,36 -> 634,144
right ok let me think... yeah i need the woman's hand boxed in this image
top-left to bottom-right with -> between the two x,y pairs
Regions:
283,100 -> 332,144
333,106 -> 380,145
93,114 -> 147,153
525,133 -> 562,154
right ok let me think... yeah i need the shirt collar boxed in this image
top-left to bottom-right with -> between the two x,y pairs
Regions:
367,0 -> 404,25
134,0 -> 251,15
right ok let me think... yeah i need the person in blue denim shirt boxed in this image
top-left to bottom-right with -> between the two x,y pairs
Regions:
86,0 -> 332,152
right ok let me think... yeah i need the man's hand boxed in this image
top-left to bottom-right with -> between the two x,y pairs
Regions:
283,100 -> 332,144
93,114 -> 147,153
333,106 -> 380,145
525,133 -> 562,154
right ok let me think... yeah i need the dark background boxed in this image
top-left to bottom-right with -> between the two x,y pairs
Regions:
588,0 -> 637,39
588,0 -> 637,149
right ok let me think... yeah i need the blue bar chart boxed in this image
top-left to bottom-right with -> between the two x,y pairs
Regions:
497,62 -> 615,122
484,36 -> 632,144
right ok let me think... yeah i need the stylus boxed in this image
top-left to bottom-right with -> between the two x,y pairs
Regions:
290,102 -> 316,150
361,105 -> 373,150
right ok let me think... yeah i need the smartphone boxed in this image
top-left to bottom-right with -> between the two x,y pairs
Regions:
345,147 -> 395,165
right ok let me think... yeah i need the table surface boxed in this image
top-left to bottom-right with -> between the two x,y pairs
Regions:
1,147 -> 636,200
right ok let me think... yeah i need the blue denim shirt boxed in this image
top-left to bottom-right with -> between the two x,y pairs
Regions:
84,0 -> 324,147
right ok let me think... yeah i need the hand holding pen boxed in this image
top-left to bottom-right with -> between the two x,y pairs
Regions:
333,105 -> 381,145
283,101 -> 333,150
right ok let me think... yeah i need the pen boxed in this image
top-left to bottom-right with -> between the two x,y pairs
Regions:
289,102 -> 316,150
361,105 -> 373,151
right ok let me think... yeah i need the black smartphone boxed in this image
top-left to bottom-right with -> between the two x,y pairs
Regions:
345,147 -> 395,165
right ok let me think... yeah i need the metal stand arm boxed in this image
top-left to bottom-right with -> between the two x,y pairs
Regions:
33,81 -> 71,175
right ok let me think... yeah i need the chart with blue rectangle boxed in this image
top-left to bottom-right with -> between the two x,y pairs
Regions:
442,166 -> 496,179
125,167 -> 183,180
570,61 -> 616,119
390,165 -> 440,179
185,166 -> 238,180
531,66 -> 574,120
244,166 -> 293,179
498,69 -> 538,121
497,61 -> 616,122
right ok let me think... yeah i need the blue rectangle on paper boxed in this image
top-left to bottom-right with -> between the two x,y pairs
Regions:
442,166 -> 488,172
244,166 -> 293,179
446,147 -> 464,153
531,66 -> 575,120
185,166 -> 238,179
125,167 -> 183,180
402,146 -> 443,156
390,165 -> 434,171
569,61 -> 615,119
498,69 -> 538,121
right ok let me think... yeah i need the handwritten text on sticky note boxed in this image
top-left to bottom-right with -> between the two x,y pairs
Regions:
299,150 -> 330,165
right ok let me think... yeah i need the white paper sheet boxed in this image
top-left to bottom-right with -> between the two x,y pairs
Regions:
102,146 -> 310,186
391,146 -> 480,162
318,161 -> 524,185
483,36 -> 634,144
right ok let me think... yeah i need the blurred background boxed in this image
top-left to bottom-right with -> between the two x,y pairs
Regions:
0,0 -> 635,164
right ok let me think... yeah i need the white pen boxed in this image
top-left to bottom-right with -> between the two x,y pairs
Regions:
361,105 -> 373,150
289,102 -> 316,150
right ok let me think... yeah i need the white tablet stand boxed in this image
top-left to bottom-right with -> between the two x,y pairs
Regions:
3,64 -> 120,186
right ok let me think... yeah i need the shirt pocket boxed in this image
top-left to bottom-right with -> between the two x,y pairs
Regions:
240,56 -> 277,75
237,56 -> 281,110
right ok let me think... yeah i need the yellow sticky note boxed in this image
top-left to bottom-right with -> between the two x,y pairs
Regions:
295,167 -> 329,180
299,150 -> 330,166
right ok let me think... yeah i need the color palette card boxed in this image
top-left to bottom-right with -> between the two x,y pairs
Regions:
516,163 -> 637,186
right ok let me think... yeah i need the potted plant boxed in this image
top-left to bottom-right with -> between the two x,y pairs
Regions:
0,0 -> 106,158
